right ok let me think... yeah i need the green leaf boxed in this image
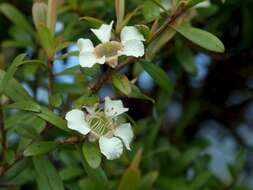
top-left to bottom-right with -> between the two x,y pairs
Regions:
7,101 -> 41,112
80,16 -> 105,28
0,69 -> 32,101
36,107 -> 69,132
112,74 -> 132,95
138,171 -> 158,190
57,51 -> 79,61
142,1 -> 161,21
5,149 -> 15,165
37,25 -> 55,50
56,65 -> 79,75
0,3 -> 35,35
14,123 -> 41,139
118,168 -> 141,190
2,158 -> 29,180
73,94 -> 99,108
175,38 -> 197,75
135,24 -> 150,39
140,61 -> 173,96
49,93 -> 62,107
78,146 -> 110,190
24,141 -> 57,156
0,54 -> 45,94
189,171 -> 212,189
228,148 -> 246,178
121,6 -> 141,28
0,53 -> 26,93
129,85 -> 155,103
60,166 -> 83,181
175,100 -> 200,138
33,156 -> 65,190
176,46 -> 197,75
187,0 -> 206,7
82,142 -> 101,169
146,27 -> 176,59
172,23 -> 225,53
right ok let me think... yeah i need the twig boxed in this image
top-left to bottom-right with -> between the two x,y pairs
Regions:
91,68 -> 113,93
149,5 -> 186,43
0,107 -> 6,162
47,59 -> 54,110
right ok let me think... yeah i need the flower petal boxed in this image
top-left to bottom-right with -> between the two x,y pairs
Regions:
99,136 -> 123,160
79,52 -> 105,68
119,40 -> 144,57
91,21 -> 114,43
65,109 -> 90,135
120,26 -> 145,44
114,123 -> 133,150
77,38 -> 94,53
104,97 -> 128,118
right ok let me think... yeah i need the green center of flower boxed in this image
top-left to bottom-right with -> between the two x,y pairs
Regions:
94,41 -> 122,59
87,113 -> 114,137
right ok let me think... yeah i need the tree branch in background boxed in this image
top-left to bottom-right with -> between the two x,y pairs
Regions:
0,106 -> 6,164
47,59 -> 54,110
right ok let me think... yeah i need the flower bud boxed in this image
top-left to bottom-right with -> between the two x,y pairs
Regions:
32,1 -> 47,29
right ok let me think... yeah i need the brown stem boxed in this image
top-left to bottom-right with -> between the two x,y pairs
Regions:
91,68 -> 113,93
0,107 -> 6,162
149,6 -> 186,43
47,59 -> 54,110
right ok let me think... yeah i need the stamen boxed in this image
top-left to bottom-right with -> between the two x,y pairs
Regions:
87,113 -> 113,137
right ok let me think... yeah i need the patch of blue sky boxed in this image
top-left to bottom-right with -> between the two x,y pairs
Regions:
190,53 -> 211,88
198,120 -> 236,183
138,71 -> 155,93
53,44 -> 79,84
36,87 -> 49,104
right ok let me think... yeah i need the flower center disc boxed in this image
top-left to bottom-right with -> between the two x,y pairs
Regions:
87,114 -> 113,136
94,41 -> 122,59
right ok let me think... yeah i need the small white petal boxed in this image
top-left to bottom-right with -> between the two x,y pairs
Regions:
79,52 -> 105,68
114,123 -> 133,150
120,26 -> 145,44
77,38 -> 94,53
104,97 -> 128,118
65,109 -> 90,135
119,40 -> 144,57
91,21 -> 114,43
99,136 -> 123,160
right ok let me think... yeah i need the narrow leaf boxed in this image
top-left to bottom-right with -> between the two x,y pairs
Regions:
7,101 -> 41,112
33,156 -> 65,190
129,85 -> 155,103
82,142 -> 102,169
140,61 -> 173,96
24,141 -> 57,156
80,17 -> 105,28
118,167 -> 141,190
0,3 -> 35,35
112,74 -> 132,95
78,146 -> 110,190
36,107 -> 69,132
0,70 -> 32,101
172,24 -> 225,52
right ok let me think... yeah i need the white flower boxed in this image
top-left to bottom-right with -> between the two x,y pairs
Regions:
77,21 -> 145,68
65,97 -> 134,160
